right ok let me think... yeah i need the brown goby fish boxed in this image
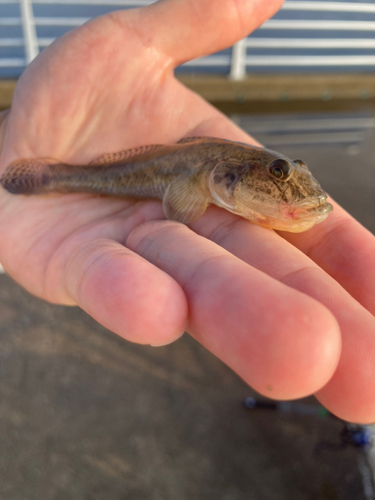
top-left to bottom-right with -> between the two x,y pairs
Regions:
0,136 -> 333,233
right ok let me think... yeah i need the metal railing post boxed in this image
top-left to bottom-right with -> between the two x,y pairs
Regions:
230,39 -> 246,81
20,0 -> 39,64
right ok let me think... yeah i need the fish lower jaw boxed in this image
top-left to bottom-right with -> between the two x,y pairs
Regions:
246,208 -> 330,232
257,217 -> 319,233
211,201 -> 331,233
285,202 -> 333,222
223,207 -> 318,232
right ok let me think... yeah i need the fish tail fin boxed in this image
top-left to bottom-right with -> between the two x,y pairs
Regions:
0,158 -> 56,194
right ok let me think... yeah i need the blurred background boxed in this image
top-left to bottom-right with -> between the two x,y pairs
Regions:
1,1 -> 375,499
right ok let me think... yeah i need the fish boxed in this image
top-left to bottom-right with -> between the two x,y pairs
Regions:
0,136 -> 333,232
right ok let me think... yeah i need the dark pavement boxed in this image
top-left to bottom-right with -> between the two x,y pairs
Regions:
0,115 -> 374,500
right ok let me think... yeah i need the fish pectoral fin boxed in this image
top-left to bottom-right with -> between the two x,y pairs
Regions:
163,173 -> 209,224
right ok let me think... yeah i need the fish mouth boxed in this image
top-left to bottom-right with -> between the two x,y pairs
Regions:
284,198 -> 333,223
260,197 -> 334,232
214,194 -> 333,233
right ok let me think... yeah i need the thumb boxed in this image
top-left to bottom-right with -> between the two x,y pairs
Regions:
119,0 -> 284,65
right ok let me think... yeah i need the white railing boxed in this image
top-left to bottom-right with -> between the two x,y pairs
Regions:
282,1 -> 375,13
19,0 -> 38,62
1,1 -> 375,78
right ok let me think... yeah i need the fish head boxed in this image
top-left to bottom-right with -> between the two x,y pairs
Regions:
208,149 -> 333,232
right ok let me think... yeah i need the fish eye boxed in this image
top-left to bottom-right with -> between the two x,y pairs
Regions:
294,159 -> 308,168
268,159 -> 291,180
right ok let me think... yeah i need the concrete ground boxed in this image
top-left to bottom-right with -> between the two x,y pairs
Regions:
0,114 -> 374,500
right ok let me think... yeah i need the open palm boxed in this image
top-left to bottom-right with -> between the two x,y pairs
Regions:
1,0 -> 375,423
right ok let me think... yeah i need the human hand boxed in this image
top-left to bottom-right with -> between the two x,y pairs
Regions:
1,0 -> 374,423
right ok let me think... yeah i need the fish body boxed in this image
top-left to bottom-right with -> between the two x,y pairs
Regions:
0,136 -> 332,232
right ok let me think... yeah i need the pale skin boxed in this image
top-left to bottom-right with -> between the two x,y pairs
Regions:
0,0 -> 375,423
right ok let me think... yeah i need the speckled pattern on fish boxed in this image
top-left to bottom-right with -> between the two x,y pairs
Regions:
0,136 -> 333,232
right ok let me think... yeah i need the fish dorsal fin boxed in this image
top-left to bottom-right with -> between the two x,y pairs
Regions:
89,144 -> 165,166
162,171 -> 209,224
177,136 -> 218,145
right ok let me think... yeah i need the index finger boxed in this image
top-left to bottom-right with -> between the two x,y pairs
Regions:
127,220 -> 340,401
